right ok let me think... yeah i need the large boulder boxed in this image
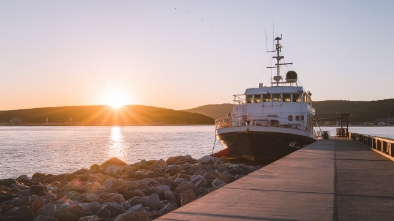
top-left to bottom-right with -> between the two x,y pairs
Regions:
100,202 -> 125,218
157,202 -> 178,216
175,181 -> 196,194
180,190 -> 196,206
100,157 -> 127,171
147,193 -> 164,211
152,185 -> 171,198
128,196 -> 149,207
198,155 -> 219,164
37,203 -> 56,217
114,210 -> 149,221
165,155 -> 197,165
163,191 -> 177,203
2,205 -> 34,221
212,178 -> 226,188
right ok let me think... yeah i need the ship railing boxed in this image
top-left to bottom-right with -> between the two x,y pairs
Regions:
215,115 -> 306,131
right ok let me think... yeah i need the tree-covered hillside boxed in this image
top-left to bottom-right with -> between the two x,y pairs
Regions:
0,105 -> 214,125
313,99 -> 394,125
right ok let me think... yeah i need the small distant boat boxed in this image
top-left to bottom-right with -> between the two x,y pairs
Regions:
215,35 -> 317,162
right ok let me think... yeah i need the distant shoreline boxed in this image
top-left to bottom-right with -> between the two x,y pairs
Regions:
0,123 -> 214,126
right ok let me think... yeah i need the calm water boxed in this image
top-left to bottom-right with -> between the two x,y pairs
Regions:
319,126 -> 394,139
1,126 -> 393,179
0,126 -> 224,179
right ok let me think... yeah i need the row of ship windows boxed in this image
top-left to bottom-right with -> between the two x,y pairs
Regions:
246,93 -> 310,103
288,115 -> 305,121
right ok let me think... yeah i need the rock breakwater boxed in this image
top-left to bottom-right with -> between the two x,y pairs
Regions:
0,155 -> 260,221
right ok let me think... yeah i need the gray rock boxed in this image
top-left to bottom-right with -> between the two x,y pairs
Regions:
95,208 -> 111,219
150,159 -> 167,170
164,165 -> 182,175
100,203 -> 125,218
83,182 -> 106,194
89,164 -> 100,173
163,191 -> 177,203
11,196 -> 31,207
147,193 -> 164,211
54,212 -> 78,221
204,171 -> 216,180
114,210 -> 149,221
174,178 -> 187,186
139,178 -> 158,186
18,189 -> 31,196
31,197 -> 46,212
2,205 -> 34,221
190,175 -> 203,184
158,202 -> 178,216
219,173 -> 235,184
78,215 -> 100,221
80,202 -> 101,213
196,187 -> 208,196
0,193 -> 15,203
175,181 -> 196,193
99,157 -> 127,171
105,165 -> 122,174
121,201 -> 131,210
126,204 -> 145,213
180,190 -> 196,206
69,204 -> 87,216
153,185 -> 171,197
212,178 -> 226,188
37,203 -> 56,216
198,155 -> 219,164
101,179 -> 116,189
195,178 -> 208,188
107,193 -> 125,204
82,193 -> 100,202
33,215 -> 60,221
128,196 -> 149,207
127,189 -> 145,198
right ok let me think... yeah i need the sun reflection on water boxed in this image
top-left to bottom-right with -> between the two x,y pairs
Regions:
108,126 -> 125,160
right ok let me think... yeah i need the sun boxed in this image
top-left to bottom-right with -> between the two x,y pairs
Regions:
102,92 -> 129,109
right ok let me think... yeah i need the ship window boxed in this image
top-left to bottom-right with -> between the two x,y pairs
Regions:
254,95 -> 261,103
263,94 -> 271,102
283,94 -> 291,102
246,95 -> 253,103
293,94 -> 301,102
296,116 -> 300,121
272,94 -> 282,102
288,115 -> 293,121
301,115 -> 305,120
270,120 -> 279,126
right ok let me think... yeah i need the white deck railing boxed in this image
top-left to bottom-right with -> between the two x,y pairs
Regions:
215,115 -> 306,131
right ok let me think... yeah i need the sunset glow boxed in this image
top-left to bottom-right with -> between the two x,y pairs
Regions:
102,91 -> 130,109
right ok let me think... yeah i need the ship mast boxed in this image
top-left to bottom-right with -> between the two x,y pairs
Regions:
267,35 -> 293,86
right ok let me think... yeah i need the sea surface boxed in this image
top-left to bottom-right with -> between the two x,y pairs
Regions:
0,126 -> 393,179
319,126 -> 394,139
0,126 -> 223,179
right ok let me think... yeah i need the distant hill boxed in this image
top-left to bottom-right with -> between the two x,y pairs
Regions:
313,99 -> 394,125
0,105 -> 214,125
184,103 -> 233,120
184,99 -> 394,125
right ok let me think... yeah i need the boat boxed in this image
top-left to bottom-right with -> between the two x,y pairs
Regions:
215,35 -> 317,162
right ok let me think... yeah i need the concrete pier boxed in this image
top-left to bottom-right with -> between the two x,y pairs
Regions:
157,138 -> 394,220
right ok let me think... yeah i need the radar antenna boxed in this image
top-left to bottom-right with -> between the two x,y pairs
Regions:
266,35 -> 293,86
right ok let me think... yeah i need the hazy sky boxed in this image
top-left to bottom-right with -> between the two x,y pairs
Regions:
1,0 -> 394,110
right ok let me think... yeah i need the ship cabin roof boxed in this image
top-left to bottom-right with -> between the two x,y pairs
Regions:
244,86 -> 304,95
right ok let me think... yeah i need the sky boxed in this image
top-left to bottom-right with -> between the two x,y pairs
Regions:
1,0 -> 394,111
